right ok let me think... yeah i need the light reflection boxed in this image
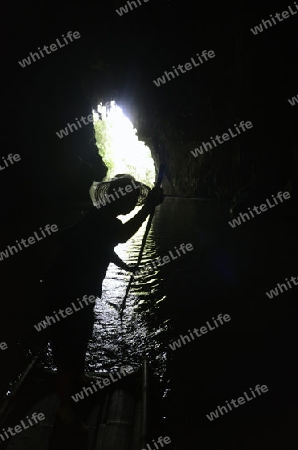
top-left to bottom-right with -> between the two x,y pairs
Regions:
86,223 -> 168,379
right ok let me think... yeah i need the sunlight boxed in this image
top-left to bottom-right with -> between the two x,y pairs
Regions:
93,101 -> 155,187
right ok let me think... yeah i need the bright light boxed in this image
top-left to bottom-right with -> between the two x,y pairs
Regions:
93,101 -> 155,187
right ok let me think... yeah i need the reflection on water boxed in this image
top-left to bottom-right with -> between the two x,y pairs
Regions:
36,209 -> 170,386
5,199 -> 205,408
86,212 -> 169,382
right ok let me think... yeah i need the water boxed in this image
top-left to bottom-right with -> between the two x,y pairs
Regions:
3,196 -> 297,448
86,214 -> 169,381
5,198 -> 217,405
84,198 -> 213,383
36,203 -> 177,387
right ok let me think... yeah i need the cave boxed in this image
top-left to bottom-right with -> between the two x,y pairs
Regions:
1,2 -> 297,450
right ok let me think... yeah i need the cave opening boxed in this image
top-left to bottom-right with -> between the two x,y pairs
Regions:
93,100 -> 155,187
